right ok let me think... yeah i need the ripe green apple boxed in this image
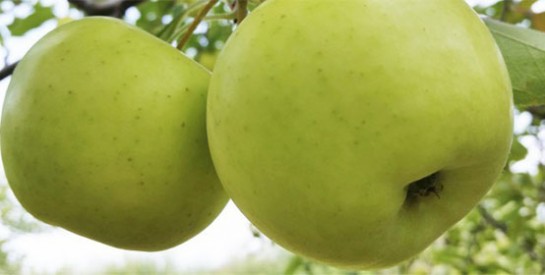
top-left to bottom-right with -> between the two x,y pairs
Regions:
1,17 -> 228,251
208,0 -> 513,269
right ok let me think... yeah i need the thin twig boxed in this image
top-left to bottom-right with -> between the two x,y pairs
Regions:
158,0 -> 209,41
477,205 -> 508,234
67,0 -> 144,18
176,0 -> 219,50
0,62 -> 18,81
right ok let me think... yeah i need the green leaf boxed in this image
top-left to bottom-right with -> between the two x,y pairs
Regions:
508,137 -> 528,162
8,3 -> 55,36
484,18 -> 545,108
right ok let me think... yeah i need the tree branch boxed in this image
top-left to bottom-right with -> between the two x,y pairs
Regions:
477,205 -> 508,234
67,0 -> 144,18
0,62 -> 18,82
176,0 -> 219,50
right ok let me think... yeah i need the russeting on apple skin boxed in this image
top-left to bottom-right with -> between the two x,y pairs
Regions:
1,17 -> 228,251
207,0 -> 513,269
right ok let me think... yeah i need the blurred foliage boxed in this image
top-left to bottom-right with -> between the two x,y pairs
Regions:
2,0 -> 545,274
7,2 -> 54,36
0,183 -> 44,273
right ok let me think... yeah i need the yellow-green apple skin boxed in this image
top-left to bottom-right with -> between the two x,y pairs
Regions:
1,17 -> 228,251
208,0 -> 513,269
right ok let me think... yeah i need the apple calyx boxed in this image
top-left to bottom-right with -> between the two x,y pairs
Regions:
405,173 -> 443,205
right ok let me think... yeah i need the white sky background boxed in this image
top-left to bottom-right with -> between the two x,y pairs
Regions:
0,0 -> 543,273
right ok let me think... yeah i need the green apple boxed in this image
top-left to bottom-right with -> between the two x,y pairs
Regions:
208,0 -> 513,269
1,17 -> 228,251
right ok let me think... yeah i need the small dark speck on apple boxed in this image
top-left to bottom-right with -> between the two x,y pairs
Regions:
127,157 -> 133,162
181,122 -> 186,128
167,94 -> 172,98
185,87 -> 190,92
68,90 -> 73,95
135,116 -> 140,120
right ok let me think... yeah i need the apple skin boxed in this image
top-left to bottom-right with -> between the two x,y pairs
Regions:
208,0 -> 513,269
1,17 -> 228,251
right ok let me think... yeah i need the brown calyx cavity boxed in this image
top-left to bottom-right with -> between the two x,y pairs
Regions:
404,172 -> 443,207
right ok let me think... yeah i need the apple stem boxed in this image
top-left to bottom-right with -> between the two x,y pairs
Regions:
176,0 -> 249,50
177,0 -> 219,50
232,0 -> 249,23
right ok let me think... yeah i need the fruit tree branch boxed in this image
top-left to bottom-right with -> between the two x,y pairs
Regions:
176,0 -> 219,50
67,0 -> 145,18
477,205 -> 508,234
0,62 -> 18,82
